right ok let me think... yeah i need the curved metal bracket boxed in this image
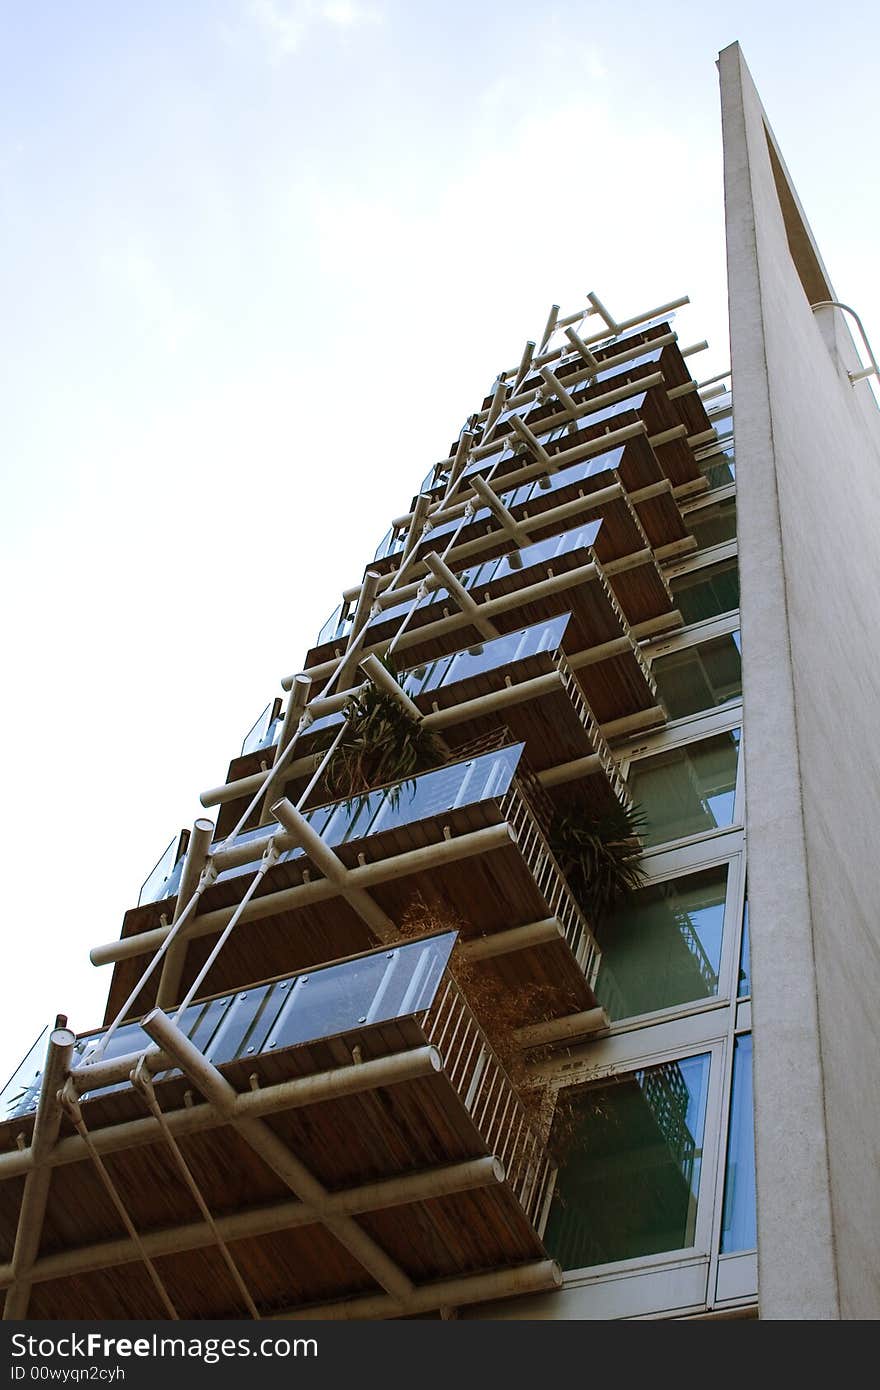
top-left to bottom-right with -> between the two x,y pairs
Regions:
811,299 -> 880,388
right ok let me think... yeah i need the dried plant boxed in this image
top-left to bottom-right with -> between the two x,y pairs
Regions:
314,655 -> 445,800
550,802 -> 647,927
396,895 -> 579,1145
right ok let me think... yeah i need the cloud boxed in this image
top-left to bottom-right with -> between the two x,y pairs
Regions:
104,243 -> 196,354
245,0 -> 381,59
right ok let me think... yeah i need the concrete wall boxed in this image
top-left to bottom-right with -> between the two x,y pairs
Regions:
720,43 -> 880,1319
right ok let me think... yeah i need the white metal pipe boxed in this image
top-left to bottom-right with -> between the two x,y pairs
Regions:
359,653 -> 423,721
272,1259 -> 563,1320
271,797 -> 396,938
460,918 -> 564,961
443,427 -> 476,501
423,552 -> 498,640
422,670 -> 564,730
667,380 -> 699,400
539,365 -> 578,416
7,1048 -> 445,1185
155,819 -> 216,1010
2,1028 -> 76,1320
276,675 -> 311,757
539,304 -> 559,353
171,821 -> 214,926
537,754 -> 603,789
587,292 -> 620,335
1,1157 -> 504,1288
89,824 -> 514,969
296,561 -> 601,686
140,1011 -> 416,1301
564,325 -> 600,372
680,339 -> 709,357
600,706 -> 665,741
400,492 -> 431,565
483,378 -> 509,436
469,475 -> 529,545
512,339 -> 535,393
28,1027 -> 77,1163
514,1008 -> 610,1048
509,414 -> 551,463
648,424 -> 688,448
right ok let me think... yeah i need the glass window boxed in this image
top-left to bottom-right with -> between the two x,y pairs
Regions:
688,496 -> 737,550
738,896 -> 751,998
629,729 -> 741,847
721,1034 -> 756,1252
670,559 -> 740,625
596,866 -> 728,1020
652,631 -> 742,720
545,1053 -> 711,1269
697,450 -> 736,491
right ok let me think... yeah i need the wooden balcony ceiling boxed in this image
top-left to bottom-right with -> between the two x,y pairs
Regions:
104,787 -> 595,1027
0,1021 -> 548,1319
388,548 -> 654,726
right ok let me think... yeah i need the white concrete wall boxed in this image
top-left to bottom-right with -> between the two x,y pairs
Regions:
720,42 -> 880,1320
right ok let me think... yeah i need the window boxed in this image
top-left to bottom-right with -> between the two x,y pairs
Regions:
720,1035 -> 756,1252
670,559 -> 740,625
596,866 -> 728,1020
738,896 -> 751,998
697,449 -> 736,491
628,729 -> 741,847
545,1053 -> 711,1269
652,631 -> 742,720
688,495 -> 737,550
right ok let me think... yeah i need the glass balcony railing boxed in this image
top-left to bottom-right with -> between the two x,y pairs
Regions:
1,1027 -> 48,1122
316,602 -> 353,647
215,743 -> 526,883
138,836 -> 186,907
401,614 -> 571,700
241,702 -> 282,757
365,522 -> 601,633
14,936 -> 459,1116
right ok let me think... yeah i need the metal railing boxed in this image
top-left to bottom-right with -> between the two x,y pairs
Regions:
424,975 -> 554,1230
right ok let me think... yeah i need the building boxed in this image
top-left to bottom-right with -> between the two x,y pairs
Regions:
1,43 -> 878,1322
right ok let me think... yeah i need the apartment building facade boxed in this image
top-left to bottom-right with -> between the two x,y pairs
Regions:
1,44 -> 877,1322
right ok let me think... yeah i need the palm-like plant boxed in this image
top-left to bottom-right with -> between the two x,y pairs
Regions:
550,801 -> 647,927
318,656 -> 445,800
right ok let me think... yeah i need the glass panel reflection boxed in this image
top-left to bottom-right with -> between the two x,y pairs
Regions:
688,496 -> 737,550
596,866 -> 728,1020
1,1028 -> 48,1121
670,560 -> 740,625
738,897 -> 751,998
59,934 -> 458,1113
629,729 -> 741,847
401,615 -> 570,698
545,1052 -> 710,1269
721,1034 -> 756,1252
652,631 -> 742,720
215,744 -> 525,883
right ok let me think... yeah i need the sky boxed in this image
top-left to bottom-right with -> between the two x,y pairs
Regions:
1,0 -> 879,1083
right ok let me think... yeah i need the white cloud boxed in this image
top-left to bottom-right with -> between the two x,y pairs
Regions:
245,0 -> 381,59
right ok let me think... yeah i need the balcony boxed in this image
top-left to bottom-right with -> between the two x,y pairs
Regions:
305,524 -> 657,727
367,451 -> 678,632
245,616 -> 628,823
103,743 -> 601,1028
0,934 -> 560,1319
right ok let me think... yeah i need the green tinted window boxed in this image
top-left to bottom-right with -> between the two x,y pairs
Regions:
596,866 -> 728,1020
629,729 -> 740,847
652,631 -> 742,720
671,560 -> 740,624
545,1053 -> 711,1269
688,496 -> 737,550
